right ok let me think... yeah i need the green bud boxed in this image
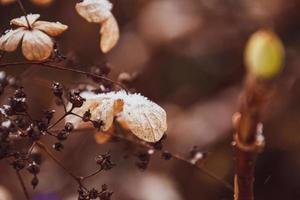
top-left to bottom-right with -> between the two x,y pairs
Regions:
244,30 -> 285,79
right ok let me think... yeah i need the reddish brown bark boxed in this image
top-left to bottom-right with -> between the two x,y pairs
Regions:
233,75 -> 272,200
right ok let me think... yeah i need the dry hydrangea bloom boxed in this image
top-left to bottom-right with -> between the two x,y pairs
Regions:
65,91 -> 167,143
76,0 -> 119,53
0,14 -> 68,61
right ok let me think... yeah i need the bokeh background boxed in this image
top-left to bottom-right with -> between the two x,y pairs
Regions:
1,0 -> 300,199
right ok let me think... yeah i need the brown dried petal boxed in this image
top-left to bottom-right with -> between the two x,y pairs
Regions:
65,97 -> 124,132
10,14 -> 40,28
117,94 -> 167,143
100,16 -> 119,53
22,29 -> 53,61
0,28 -> 25,52
75,0 -> 113,23
33,21 -> 68,36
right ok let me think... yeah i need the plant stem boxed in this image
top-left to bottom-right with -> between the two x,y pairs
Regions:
16,0 -> 31,29
16,170 -> 30,200
233,75 -> 271,200
0,61 -> 128,91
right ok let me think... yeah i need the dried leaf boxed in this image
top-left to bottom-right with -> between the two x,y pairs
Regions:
34,21 -> 68,36
22,29 -> 53,61
75,0 -> 113,23
10,14 -> 40,28
0,28 -> 25,52
100,16 -> 119,53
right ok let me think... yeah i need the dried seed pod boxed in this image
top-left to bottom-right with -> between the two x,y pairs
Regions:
245,30 -> 285,79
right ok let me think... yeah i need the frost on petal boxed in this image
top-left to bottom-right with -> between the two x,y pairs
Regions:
10,14 -> 40,28
65,90 -> 167,143
0,28 -> 25,52
100,16 -> 119,53
22,29 -> 53,61
75,0 -> 113,23
115,92 -> 167,143
30,0 -> 53,6
33,21 -> 68,36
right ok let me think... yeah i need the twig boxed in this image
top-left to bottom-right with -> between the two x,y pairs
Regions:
15,170 -> 30,200
35,141 -> 99,191
81,168 -> 103,181
16,0 -> 31,29
53,126 -> 233,191
0,61 -> 128,92
35,141 -> 79,181
233,75 -> 272,200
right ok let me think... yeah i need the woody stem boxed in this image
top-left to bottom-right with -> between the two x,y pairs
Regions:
16,0 -> 32,29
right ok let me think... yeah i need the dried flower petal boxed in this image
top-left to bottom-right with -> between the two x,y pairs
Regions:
67,91 -> 167,143
115,92 -> 167,143
100,16 -> 119,53
0,28 -> 25,52
75,0 -> 113,23
10,14 -> 40,28
33,21 -> 68,36
66,97 -> 124,132
22,29 -> 53,61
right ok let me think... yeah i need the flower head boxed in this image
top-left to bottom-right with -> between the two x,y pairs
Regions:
0,14 -> 68,61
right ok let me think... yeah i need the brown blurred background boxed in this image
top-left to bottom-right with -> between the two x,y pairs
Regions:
1,0 -> 300,199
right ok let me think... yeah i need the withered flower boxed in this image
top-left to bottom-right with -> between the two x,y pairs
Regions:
76,0 -> 119,53
0,14 -> 68,61
65,91 -> 167,143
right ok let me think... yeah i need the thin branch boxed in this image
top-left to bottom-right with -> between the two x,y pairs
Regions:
112,130 -> 234,191
81,167 -> 103,181
15,170 -> 30,200
233,75 -> 271,200
47,112 -> 69,130
16,0 -> 31,29
52,126 -> 233,191
36,141 -> 79,181
0,61 -> 128,92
